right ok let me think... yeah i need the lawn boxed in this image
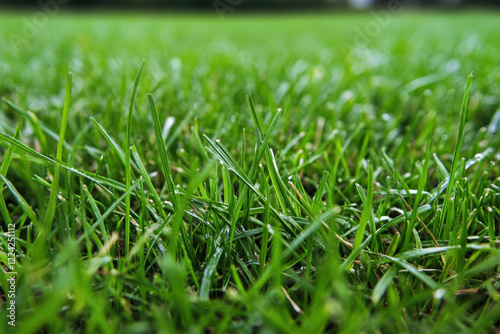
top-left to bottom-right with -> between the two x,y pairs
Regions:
0,10 -> 499,333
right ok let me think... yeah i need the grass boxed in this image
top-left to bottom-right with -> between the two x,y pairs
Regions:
0,11 -> 499,333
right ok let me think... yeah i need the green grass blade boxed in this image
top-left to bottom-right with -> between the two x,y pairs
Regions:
0,175 -> 40,228
0,127 -> 19,225
372,265 -> 398,305
353,164 -> 374,251
125,59 -> 145,257
283,208 -> 337,259
199,236 -> 224,300
312,171 -> 329,214
383,255 -> 439,289
246,95 -> 263,139
147,94 -> 179,210
442,73 -> 474,223
1,97 -> 70,150
76,180 -> 140,244
131,145 -> 167,219
40,72 -> 72,257
404,136 -> 433,250
90,117 -> 126,167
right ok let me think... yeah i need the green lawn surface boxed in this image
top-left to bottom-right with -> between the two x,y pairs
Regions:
0,11 -> 499,333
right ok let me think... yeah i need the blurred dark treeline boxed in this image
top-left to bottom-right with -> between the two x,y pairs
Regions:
1,0 -> 499,9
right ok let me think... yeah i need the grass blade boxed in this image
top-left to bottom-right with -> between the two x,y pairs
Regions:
148,94 -> 179,210
353,164 -> 374,251
76,180 -> 141,244
404,136 -> 433,250
442,73 -> 474,224
125,59 -> 145,257
199,236 -> 224,300
372,265 -> 398,305
383,255 -> 439,289
39,72 -> 72,258
0,128 -> 19,225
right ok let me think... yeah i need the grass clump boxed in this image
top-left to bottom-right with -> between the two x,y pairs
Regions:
0,12 -> 500,333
